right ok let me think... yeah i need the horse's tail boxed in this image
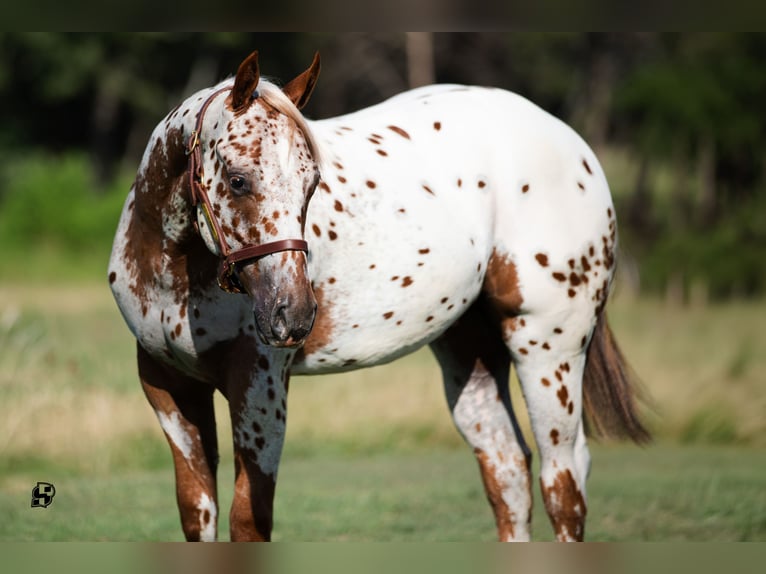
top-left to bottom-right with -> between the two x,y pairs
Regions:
582,312 -> 651,444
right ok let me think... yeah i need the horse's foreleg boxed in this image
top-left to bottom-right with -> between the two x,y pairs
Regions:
430,303 -> 533,542
138,344 -> 220,541
224,341 -> 291,541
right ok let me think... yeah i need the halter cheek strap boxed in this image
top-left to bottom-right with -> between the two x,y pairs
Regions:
185,86 -> 309,294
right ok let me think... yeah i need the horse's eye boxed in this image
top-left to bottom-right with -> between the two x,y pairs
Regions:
229,175 -> 249,195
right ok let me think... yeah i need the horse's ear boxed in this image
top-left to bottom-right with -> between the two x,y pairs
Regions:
231,50 -> 260,113
282,52 -> 321,110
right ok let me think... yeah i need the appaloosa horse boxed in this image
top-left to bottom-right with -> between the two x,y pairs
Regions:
109,50 -> 648,542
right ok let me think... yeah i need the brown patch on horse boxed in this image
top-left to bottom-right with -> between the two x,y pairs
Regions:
230,451 -> 275,541
123,127 -> 212,306
540,469 -> 586,541
294,284 -> 333,361
474,448 -> 515,541
483,249 -> 523,320
387,125 -> 411,140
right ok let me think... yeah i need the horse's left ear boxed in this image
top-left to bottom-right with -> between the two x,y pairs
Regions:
282,52 -> 321,110
231,50 -> 260,113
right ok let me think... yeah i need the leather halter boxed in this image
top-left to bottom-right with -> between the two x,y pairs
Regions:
185,86 -> 309,294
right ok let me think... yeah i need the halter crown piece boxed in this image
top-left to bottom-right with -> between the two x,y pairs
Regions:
185,86 -> 309,294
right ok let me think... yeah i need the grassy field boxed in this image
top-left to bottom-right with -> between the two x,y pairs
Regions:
0,280 -> 764,541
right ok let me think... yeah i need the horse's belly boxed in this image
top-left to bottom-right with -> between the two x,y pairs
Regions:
291,286 -> 478,375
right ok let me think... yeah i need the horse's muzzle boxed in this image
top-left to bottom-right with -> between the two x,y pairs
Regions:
261,295 -> 317,348
238,260 -> 317,349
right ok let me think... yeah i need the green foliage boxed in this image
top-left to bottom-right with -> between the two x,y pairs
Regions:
637,192 -> 766,299
615,34 -> 766,159
0,152 -> 129,269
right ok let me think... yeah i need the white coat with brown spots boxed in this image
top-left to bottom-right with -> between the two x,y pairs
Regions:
109,51 -> 648,542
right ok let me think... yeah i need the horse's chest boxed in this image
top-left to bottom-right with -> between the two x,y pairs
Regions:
111,261 -> 248,378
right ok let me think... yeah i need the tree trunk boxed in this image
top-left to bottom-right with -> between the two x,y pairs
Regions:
90,78 -> 122,192
697,135 -> 717,227
406,32 -> 435,88
627,154 -> 653,234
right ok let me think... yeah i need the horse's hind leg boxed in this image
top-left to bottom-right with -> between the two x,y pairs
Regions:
138,344 -> 219,541
430,302 -> 533,541
483,253 -> 592,541
492,306 -> 592,541
510,333 -> 591,541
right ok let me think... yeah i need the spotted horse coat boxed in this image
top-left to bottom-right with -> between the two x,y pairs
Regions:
109,50 -> 649,542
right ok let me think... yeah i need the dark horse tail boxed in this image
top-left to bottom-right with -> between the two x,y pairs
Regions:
582,312 -> 651,443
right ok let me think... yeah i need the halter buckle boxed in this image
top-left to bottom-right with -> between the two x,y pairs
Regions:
217,261 -> 246,294
186,130 -> 200,155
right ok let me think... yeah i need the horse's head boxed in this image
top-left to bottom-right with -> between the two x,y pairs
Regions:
189,51 -> 321,348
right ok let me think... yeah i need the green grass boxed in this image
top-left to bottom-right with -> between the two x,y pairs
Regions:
1,281 -> 765,541
1,445 -> 764,541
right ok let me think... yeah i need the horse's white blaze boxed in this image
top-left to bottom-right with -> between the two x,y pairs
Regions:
197,492 -> 217,542
157,411 -> 193,460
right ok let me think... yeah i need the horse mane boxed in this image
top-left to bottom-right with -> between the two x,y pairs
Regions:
256,79 -> 325,169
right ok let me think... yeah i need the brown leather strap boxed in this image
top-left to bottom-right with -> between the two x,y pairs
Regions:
217,240 -> 309,293
187,86 -> 232,208
223,239 -> 309,267
187,86 -> 234,258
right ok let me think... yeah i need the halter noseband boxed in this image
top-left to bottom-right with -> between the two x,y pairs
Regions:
186,86 -> 309,294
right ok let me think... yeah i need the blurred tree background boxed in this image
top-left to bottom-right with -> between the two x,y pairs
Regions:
0,32 -> 764,302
